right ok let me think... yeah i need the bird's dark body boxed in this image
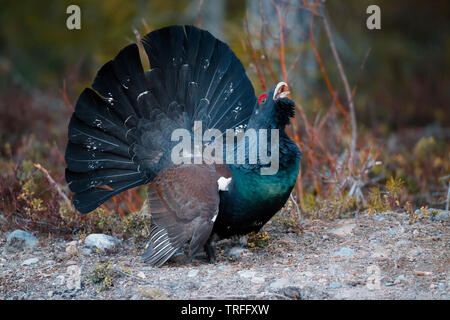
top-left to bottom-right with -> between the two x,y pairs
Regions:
65,25 -> 301,267
215,134 -> 300,238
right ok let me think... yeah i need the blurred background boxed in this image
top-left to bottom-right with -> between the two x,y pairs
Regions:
0,0 -> 449,235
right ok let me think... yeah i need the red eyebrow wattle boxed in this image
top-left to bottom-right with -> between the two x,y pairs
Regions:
258,94 -> 268,105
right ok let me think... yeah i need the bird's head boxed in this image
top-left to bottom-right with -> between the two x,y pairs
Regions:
249,82 -> 295,130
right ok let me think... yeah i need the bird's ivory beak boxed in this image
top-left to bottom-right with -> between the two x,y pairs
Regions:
273,82 -> 290,100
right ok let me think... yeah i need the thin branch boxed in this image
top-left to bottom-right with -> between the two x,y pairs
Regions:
197,0 -> 204,28
59,80 -> 74,112
321,13 -> 357,170
141,18 -> 151,33
287,51 -> 302,80
290,193 -> 303,222
274,3 -> 288,83
114,268 -> 154,285
33,163 -> 72,209
309,20 -> 348,119
259,0 -> 275,40
446,183 -> 450,211
244,13 -> 267,90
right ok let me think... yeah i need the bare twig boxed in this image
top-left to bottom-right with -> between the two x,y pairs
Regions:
33,163 -> 72,209
197,0 -> 205,28
439,175 -> 450,211
321,13 -> 357,170
244,13 -> 267,90
132,26 -> 141,43
8,215 -> 71,233
141,18 -> 151,33
446,183 -> 450,211
290,193 -> 303,222
287,51 -> 302,80
274,3 -> 288,84
114,268 -> 154,285
309,20 -> 348,119
59,80 -> 74,112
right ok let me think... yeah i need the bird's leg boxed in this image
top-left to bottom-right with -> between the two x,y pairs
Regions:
204,238 -> 216,264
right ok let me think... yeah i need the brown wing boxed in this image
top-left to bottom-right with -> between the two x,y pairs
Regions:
142,164 -> 224,267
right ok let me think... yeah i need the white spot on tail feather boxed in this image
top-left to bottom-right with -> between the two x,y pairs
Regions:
218,177 -> 232,191
137,91 -> 149,101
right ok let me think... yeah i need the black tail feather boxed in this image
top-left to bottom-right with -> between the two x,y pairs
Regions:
71,178 -> 148,214
65,142 -> 137,172
66,25 -> 257,213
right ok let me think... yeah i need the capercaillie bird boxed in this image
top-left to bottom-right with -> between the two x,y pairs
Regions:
65,25 -> 301,267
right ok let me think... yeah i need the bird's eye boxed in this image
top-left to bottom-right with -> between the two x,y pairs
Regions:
258,94 -> 268,105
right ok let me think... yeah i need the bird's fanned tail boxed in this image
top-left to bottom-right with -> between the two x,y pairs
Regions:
66,25 -> 257,214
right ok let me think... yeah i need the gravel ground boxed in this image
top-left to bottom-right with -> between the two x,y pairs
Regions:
0,211 -> 448,300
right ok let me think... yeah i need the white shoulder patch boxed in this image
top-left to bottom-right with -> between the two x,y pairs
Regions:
217,176 -> 232,191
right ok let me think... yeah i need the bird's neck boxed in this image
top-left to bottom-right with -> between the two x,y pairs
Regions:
226,130 -> 300,208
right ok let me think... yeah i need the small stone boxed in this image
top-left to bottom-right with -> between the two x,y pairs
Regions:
429,209 -> 450,222
66,241 -> 79,256
395,239 -> 413,247
407,246 -> 424,259
385,282 -> 395,287
322,235 -> 329,240
48,291 -> 54,297
22,257 -> 39,266
415,271 -> 432,276
269,278 -> 290,290
333,247 -> 355,257
66,265 -> 82,290
372,213 -> 387,221
84,234 -> 122,251
302,271 -> 314,278
238,270 -> 256,279
187,269 -> 198,277
329,282 -> 342,289
394,275 -> 408,284
81,248 -> 92,255
54,275 -> 65,286
137,271 -> 146,279
371,247 -> 391,259
227,246 -> 251,259
6,230 -> 38,251
330,224 -> 356,237
251,276 -> 265,284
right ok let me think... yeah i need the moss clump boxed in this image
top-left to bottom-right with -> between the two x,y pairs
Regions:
272,199 -> 302,234
122,200 -> 151,242
88,261 -> 115,293
247,231 -> 270,250
407,206 -> 441,223
366,187 -> 388,215
306,195 -> 359,220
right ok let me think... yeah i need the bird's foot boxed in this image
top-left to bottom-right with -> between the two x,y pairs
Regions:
204,241 -> 216,264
